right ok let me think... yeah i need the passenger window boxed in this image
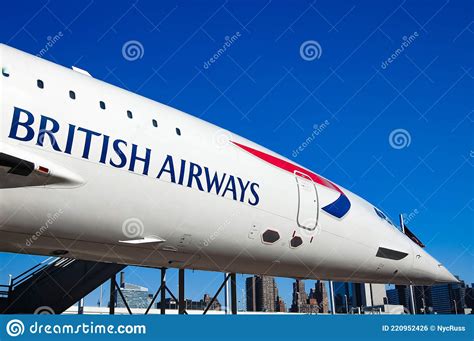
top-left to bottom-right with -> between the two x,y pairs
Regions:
1,67 -> 9,77
127,110 -> 133,119
69,91 -> 76,100
152,119 -> 158,128
37,80 -> 44,89
176,128 -> 181,136
100,101 -> 106,110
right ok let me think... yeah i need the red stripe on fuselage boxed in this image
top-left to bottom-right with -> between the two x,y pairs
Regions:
231,141 -> 343,195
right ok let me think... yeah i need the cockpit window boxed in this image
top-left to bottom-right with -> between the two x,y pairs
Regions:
374,207 -> 386,219
374,207 -> 396,227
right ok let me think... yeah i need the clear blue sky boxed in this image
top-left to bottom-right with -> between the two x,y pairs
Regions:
0,0 -> 472,309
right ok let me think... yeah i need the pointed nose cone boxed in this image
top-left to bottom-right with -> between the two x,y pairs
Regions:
409,243 -> 458,285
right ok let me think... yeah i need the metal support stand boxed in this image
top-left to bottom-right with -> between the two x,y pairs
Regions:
409,285 -> 416,314
329,280 -> 335,314
160,268 -> 166,314
109,275 -> 116,315
108,269 -> 237,316
78,298 -> 84,315
230,273 -> 237,315
179,269 -> 186,315
203,273 -> 231,315
144,268 -> 187,315
224,273 -> 229,314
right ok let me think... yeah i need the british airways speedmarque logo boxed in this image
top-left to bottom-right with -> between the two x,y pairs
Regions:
7,107 -> 260,206
231,141 -> 351,219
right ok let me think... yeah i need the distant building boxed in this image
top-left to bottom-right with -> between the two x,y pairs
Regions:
387,286 -> 410,312
289,280 -> 320,314
334,282 -> 387,313
313,280 -> 329,313
156,294 -> 221,311
245,275 -> 282,312
115,272 -> 151,309
431,277 -> 466,314
387,276 -> 470,314
202,293 -> 221,311
465,284 -> 474,310
275,296 -> 286,312
246,276 -> 257,311
387,285 -> 431,314
413,286 -> 432,314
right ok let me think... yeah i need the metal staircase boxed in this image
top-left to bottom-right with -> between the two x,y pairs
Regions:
0,257 -> 125,314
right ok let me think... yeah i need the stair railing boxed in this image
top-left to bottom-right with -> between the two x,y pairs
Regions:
7,257 -> 61,293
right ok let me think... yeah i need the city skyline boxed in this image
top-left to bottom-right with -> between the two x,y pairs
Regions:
104,271 -> 474,314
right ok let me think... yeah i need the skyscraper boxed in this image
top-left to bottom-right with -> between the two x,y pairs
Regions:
275,296 -> 286,312
313,280 -> 329,313
245,275 -> 282,312
387,286 -> 410,312
387,276 -> 468,314
413,286 -> 432,314
290,280 -> 320,314
333,282 -> 387,313
431,277 -> 466,314
246,276 -> 257,312
115,272 -> 151,309
465,284 -> 474,310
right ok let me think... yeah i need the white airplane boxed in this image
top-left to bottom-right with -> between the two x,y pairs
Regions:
0,44 -> 457,286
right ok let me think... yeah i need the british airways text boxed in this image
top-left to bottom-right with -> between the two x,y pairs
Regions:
8,107 -> 260,206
